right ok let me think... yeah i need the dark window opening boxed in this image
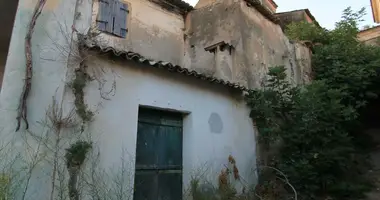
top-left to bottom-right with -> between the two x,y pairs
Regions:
204,41 -> 234,55
134,107 -> 183,200
0,0 -> 19,91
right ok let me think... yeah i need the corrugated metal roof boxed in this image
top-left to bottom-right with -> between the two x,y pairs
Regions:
82,39 -> 247,91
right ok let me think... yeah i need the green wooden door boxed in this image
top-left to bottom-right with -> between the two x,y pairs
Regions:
133,108 -> 183,200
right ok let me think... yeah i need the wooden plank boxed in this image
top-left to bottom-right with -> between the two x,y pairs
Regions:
96,0 -> 112,32
113,1 -> 129,37
134,107 -> 183,200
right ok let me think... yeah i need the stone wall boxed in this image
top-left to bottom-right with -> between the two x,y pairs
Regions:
184,0 -> 311,89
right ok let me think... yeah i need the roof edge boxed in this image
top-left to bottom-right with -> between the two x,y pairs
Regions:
268,0 -> 278,8
80,36 -> 247,91
359,25 -> 380,34
244,0 -> 280,24
275,9 -> 321,28
149,0 -> 194,15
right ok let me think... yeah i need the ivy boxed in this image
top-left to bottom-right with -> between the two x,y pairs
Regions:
247,7 -> 380,200
65,141 -> 92,200
69,63 -> 94,130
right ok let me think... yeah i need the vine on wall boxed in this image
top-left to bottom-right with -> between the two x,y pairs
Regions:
65,141 -> 92,200
69,61 -> 94,129
16,0 -> 48,131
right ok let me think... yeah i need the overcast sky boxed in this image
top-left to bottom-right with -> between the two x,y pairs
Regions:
183,0 -> 377,29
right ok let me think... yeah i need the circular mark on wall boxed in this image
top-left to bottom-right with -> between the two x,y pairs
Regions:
208,112 -> 223,134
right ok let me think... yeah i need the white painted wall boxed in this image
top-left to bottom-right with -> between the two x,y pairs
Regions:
0,0 -> 257,198
0,0 -> 81,199
91,0 -> 185,65
84,56 -> 257,194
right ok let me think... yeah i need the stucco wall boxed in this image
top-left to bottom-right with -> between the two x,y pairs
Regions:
276,10 -> 307,31
83,55 -> 257,194
0,0 -> 314,198
0,0 -> 76,137
91,0 -> 185,65
185,0 -> 311,89
0,0 -> 80,199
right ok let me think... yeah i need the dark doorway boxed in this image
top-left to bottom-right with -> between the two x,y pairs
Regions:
134,107 -> 183,200
0,0 -> 19,90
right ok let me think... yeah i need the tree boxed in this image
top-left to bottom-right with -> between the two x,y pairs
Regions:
248,7 -> 380,200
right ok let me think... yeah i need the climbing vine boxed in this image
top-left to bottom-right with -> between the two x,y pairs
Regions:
247,7 -> 380,200
69,63 -> 94,125
65,140 -> 92,200
67,35 -> 95,131
16,0 -> 48,131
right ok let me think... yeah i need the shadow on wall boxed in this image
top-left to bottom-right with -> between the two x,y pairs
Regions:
0,0 -> 19,90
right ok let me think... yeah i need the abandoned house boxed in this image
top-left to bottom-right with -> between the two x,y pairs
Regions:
275,9 -> 320,31
0,0 -> 312,199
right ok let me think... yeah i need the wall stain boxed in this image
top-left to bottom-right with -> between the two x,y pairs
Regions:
208,112 -> 223,134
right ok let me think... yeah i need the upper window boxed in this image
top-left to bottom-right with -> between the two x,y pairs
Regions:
96,0 -> 129,38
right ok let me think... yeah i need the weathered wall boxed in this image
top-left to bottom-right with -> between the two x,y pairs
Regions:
0,0 -> 76,138
358,26 -> 380,46
0,1 -> 258,199
0,0 -> 80,199
84,55 -> 257,195
0,0 -> 313,198
263,0 -> 277,13
91,0 -> 185,65
276,10 -> 308,31
185,0 -> 311,89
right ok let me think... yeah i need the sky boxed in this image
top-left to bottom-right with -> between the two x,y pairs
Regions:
183,0 -> 378,30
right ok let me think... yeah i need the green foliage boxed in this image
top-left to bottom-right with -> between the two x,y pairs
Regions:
0,174 -> 10,199
247,67 -> 371,199
70,66 -> 94,124
189,178 -> 253,200
190,179 -> 218,200
65,140 -> 92,168
248,7 -> 380,199
286,21 -> 328,44
286,7 -> 380,109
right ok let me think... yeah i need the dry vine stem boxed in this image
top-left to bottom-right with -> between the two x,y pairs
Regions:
16,0 -> 48,131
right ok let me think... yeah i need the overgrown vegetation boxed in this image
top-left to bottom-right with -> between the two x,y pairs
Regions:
189,156 -> 255,200
69,63 -> 94,128
65,141 -> 92,200
247,7 -> 380,200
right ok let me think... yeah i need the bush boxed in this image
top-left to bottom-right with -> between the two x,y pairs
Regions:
247,66 -> 372,199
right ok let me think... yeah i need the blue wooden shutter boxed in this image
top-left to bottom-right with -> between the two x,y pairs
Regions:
96,0 -> 113,33
113,1 -> 129,38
